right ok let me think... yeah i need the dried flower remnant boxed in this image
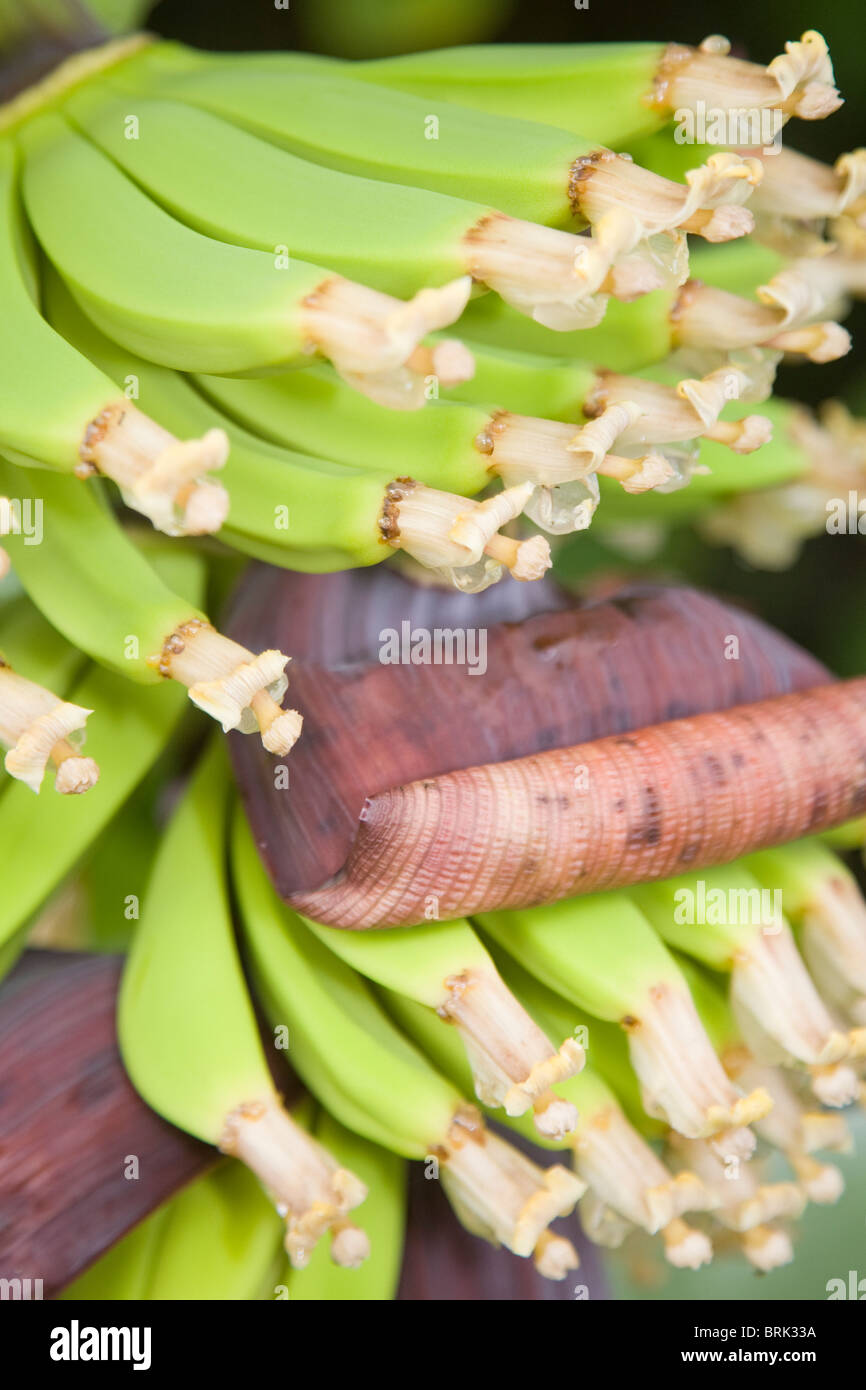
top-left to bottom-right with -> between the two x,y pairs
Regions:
0,658 -> 98,794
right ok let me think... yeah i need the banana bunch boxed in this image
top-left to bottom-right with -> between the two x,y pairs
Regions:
3,22 -> 866,1302
22,714 -> 866,1289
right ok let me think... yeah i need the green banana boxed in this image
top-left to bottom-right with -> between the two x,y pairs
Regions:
61,1161 -> 285,1300
476,893 -> 771,1152
118,741 -> 370,1269
744,839 -> 866,1027
42,272 -> 548,585
60,1205 -> 169,1301
458,262 -> 851,370
109,44 -> 772,272
17,111 -> 473,407
630,866 -> 865,1105
65,83 -> 762,333
285,1111 -> 406,1302
0,135 -> 228,534
232,810 -> 584,1278
142,1160 -> 285,1300
108,35 -> 843,143
305,912 -> 585,1138
196,350 -> 780,531
383,967 -> 717,1270
0,536 -> 205,968
335,33 -> 843,144
0,454 -> 310,750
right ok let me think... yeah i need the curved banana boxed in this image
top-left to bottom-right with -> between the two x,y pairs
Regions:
232,811 -> 583,1279
384,973 -> 716,1271
41,271 -> 547,587
285,1112 -> 406,1302
476,894 -> 771,1154
305,913 -> 585,1138
110,53 -> 777,314
65,85 -> 757,334
0,455 -> 304,752
0,138 -> 227,534
18,112 -> 473,408
119,740 -> 370,1270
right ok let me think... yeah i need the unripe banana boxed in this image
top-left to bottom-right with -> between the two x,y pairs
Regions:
459,265 -> 851,371
61,1161 -> 285,1300
476,894 -> 771,1154
744,839 -> 866,1027
114,52 -> 777,312
18,112 -> 473,409
42,271 -> 547,586
142,1161 -> 285,1300
334,32 -> 843,142
631,866 -> 865,1105
112,33 -> 843,145
0,455 -> 305,752
384,970 -> 716,1270
119,741 -> 370,1269
305,913 -> 585,1138
0,138 -> 228,535
198,361 -> 689,534
0,622 -> 199,966
65,85 -> 758,333
60,1205 -> 168,1300
232,811 -> 583,1277
285,1112 -> 406,1301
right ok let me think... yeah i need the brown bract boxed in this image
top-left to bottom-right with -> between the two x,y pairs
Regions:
227,566 -> 832,927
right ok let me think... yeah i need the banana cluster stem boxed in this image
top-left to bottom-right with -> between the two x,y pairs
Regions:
438,1108 -> 584,1273
78,400 -> 230,536
220,1096 -> 369,1269
0,660 -> 98,794
152,620 -> 303,753
437,968 -> 584,1137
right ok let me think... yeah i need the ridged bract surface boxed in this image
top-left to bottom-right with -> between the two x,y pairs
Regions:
227,565 -> 832,925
